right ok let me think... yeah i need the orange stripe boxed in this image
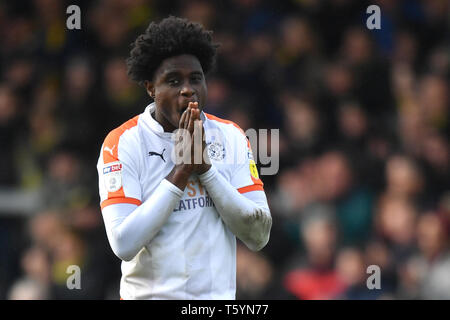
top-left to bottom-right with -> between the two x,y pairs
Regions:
238,184 -> 264,194
101,197 -> 142,210
251,175 -> 263,186
102,116 -> 139,200
103,116 -> 139,164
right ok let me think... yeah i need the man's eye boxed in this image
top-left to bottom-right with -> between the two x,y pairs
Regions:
191,75 -> 202,82
168,79 -> 180,85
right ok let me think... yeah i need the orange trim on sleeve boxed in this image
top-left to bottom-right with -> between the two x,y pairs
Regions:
102,116 -> 139,201
101,197 -> 142,210
249,166 -> 264,187
251,175 -> 264,187
238,184 -> 264,194
103,116 -> 139,164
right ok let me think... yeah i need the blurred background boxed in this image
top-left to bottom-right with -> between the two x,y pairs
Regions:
0,0 -> 449,300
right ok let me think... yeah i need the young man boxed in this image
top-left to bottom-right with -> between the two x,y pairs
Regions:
97,16 -> 272,300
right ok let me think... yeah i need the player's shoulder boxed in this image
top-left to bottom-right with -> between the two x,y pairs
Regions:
103,115 -> 140,149
204,112 -> 246,138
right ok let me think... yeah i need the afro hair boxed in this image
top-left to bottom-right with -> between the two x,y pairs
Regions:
126,16 -> 219,86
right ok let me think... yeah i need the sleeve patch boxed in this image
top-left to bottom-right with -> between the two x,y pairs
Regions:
249,159 -> 259,180
103,161 -> 123,192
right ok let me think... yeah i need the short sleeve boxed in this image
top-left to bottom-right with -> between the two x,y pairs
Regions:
97,119 -> 142,210
229,132 -> 264,194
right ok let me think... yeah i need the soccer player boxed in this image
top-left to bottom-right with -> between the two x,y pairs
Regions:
97,16 -> 272,300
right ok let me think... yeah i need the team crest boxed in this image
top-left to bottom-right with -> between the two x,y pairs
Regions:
207,141 -> 225,161
103,161 -> 123,192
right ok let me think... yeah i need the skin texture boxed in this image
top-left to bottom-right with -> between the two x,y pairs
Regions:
144,54 -> 211,190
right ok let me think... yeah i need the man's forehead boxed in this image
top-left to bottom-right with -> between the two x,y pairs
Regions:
158,54 -> 203,75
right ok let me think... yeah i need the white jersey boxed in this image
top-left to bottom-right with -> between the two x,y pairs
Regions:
97,103 -> 264,299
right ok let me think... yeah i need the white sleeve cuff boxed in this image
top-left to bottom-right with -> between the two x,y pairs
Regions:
198,165 -> 218,184
161,178 -> 185,197
197,164 -> 271,251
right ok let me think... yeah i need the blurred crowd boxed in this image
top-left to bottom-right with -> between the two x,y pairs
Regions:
0,0 -> 449,300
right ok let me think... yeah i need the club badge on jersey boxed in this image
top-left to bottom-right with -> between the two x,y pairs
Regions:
247,145 -> 259,180
103,161 -> 123,192
207,141 -> 225,161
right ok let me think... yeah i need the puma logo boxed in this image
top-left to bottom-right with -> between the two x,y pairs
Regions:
104,145 -> 116,156
149,148 -> 166,162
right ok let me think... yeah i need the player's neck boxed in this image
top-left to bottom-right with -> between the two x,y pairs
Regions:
151,109 -> 177,133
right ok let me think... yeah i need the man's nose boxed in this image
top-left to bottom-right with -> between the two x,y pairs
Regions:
180,84 -> 195,97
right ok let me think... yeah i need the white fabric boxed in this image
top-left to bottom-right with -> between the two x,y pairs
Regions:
198,165 -> 272,251
102,179 -> 183,262
97,103 -> 270,300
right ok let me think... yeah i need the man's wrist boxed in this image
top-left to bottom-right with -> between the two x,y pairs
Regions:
161,179 -> 185,197
174,164 -> 194,175
198,164 -> 216,184
166,165 -> 193,191
196,163 -> 212,175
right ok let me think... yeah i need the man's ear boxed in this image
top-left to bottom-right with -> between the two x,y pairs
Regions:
144,81 -> 155,99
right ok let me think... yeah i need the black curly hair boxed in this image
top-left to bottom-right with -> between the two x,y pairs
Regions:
126,16 -> 219,86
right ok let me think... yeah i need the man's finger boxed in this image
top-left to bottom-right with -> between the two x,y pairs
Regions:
187,108 -> 195,133
189,102 -> 198,109
179,107 -> 188,128
195,108 -> 201,121
188,102 -> 200,121
184,107 -> 192,130
193,119 -> 204,164
193,119 -> 202,138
